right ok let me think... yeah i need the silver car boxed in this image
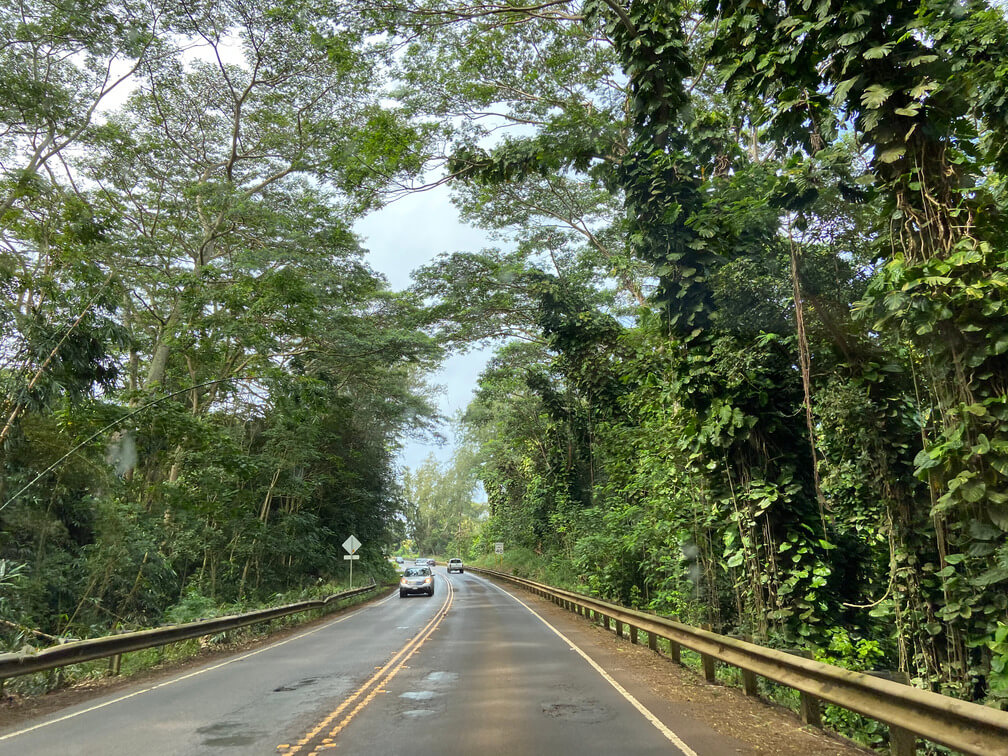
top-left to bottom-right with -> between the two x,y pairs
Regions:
399,566 -> 434,598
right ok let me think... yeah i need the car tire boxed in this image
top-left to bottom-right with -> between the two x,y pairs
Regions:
399,591 -> 406,598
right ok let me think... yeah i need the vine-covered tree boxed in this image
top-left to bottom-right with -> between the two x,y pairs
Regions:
389,0 -> 1008,716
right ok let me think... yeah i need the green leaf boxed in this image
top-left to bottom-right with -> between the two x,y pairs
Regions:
877,146 -> 905,163
961,479 -> 986,503
989,504 -> 1008,531
861,84 -> 893,109
973,566 -> 1008,587
913,448 -> 940,471
832,77 -> 858,104
863,44 -> 892,59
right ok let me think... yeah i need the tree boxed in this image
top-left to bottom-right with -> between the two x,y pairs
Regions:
402,451 -> 484,556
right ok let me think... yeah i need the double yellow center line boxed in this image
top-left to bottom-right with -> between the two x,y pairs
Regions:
277,578 -> 454,756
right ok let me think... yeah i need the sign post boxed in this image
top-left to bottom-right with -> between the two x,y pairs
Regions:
494,541 -> 503,568
342,535 -> 361,588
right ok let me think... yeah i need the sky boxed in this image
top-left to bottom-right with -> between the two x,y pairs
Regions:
354,184 -> 495,473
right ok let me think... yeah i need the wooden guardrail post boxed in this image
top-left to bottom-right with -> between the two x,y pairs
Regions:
629,625 -> 639,644
780,647 -> 821,727
742,666 -> 758,697
734,635 -> 758,696
603,614 -> 611,631
800,691 -> 822,728
889,724 -> 916,756
648,632 -> 658,652
668,639 -> 681,664
108,653 -> 122,676
614,618 -> 624,639
701,653 -> 717,682
868,671 -> 915,756
700,624 -> 717,682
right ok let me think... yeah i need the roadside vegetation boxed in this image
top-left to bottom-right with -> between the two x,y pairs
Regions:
0,0 -> 432,688
390,0 -> 1008,729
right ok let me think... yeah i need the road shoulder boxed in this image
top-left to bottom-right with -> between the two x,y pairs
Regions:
489,579 -> 871,756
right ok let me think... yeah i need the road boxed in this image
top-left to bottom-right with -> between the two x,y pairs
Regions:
0,568 -> 738,755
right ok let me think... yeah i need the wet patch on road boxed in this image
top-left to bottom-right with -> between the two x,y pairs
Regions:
272,677 -> 318,693
401,709 -> 438,718
197,720 -> 267,747
541,700 -> 611,724
424,671 -> 458,685
399,690 -> 437,701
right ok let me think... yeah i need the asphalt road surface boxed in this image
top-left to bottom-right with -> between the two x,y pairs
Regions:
0,569 -> 736,755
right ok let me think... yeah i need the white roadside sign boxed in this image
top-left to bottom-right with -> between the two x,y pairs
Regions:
342,535 -> 361,554
342,535 -> 362,587
494,542 -> 504,554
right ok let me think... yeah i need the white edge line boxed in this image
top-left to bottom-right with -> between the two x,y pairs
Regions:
479,576 -> 699,756
0,589 -> 398,742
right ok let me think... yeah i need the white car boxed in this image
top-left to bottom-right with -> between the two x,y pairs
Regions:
400,567 -> 434,598
447,558 -> 464,574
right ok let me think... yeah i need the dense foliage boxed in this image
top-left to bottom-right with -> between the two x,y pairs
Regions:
0,0 -> 437,647
390,0 -> 1008,719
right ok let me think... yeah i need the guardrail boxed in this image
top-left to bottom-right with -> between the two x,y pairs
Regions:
469,567 -> 1008,756
0,580 -> 382,681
